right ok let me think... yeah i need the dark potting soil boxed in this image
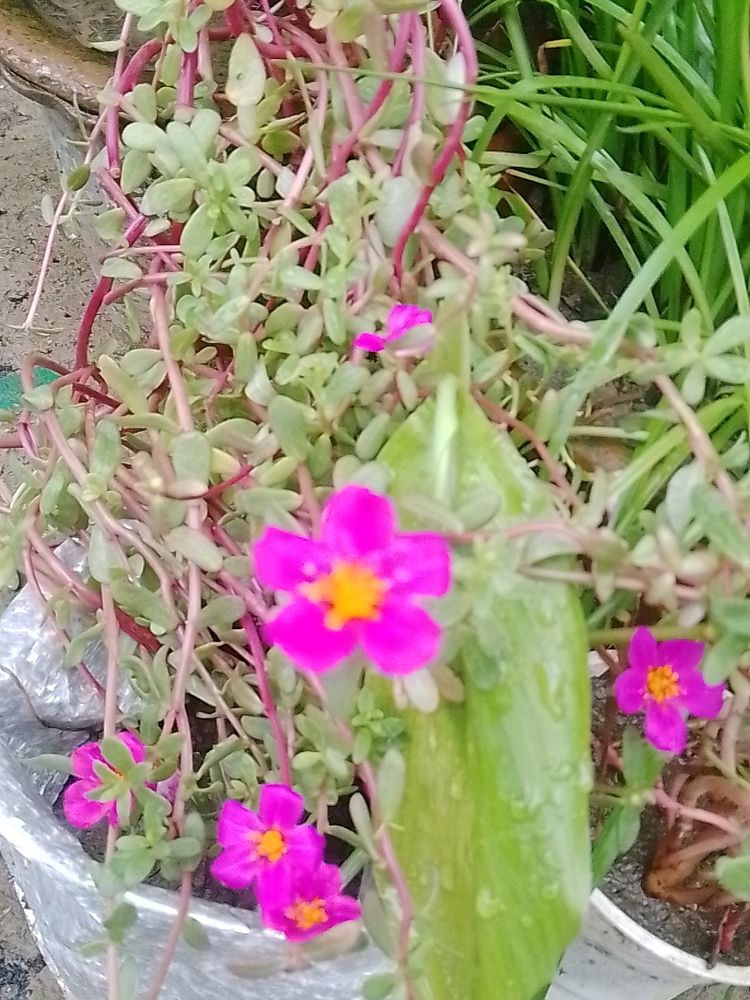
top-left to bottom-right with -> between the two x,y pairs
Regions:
600,805 -> 750,966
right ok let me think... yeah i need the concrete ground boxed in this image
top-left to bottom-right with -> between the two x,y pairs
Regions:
0,60 -> 746,1000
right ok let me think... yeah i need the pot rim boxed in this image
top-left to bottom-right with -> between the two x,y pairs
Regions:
592,888 -> 750,985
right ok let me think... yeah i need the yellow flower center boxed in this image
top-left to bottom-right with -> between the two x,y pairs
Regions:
302,561 -> 388,630
285,897 -> 328,931
646,665 -> 681,704
251,828 -> 287,863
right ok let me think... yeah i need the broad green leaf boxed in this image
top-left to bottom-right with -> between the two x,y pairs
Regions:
717,852 -> 750,901
592,806 -> 641,885
621,727 -> 665,792
374,388 -> 591,1000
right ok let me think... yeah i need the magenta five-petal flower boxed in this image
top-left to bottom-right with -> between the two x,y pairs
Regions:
210,785 -> 323,891
614,626 -> 725,753
253,485 -> 451,675
257,861 -> 362,942
353,303 -> 434,354
63,731 -> 147,830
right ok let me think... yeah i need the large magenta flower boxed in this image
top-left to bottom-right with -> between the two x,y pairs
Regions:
63,731 -> 146,829
258,861 -> 361,942
211,785 -> 323,890
353,303 -> 434,354
253,485 -> 451,674
614,627 -> 725,753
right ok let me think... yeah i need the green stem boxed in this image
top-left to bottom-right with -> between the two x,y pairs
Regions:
588,624 -> 716,647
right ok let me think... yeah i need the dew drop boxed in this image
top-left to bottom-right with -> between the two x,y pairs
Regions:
476,888 -> 506,918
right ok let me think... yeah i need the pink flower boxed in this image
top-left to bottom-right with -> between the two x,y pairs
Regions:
614,627 -> 725,753
63,732 -> 147,829
211,785 -> 323,891
253,485 -> 451,675
353,303 -> 434,354
258,861 -> 361,942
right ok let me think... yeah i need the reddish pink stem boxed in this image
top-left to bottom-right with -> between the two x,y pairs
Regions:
241,614 -> 292,785
391,0 -> 478,283
75,216 -> 149,369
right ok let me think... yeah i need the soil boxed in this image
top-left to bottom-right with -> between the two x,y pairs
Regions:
601,806 -> 750,967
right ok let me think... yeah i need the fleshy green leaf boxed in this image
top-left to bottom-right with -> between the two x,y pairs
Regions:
692,484 -> 750,568
164,526 -> 224,572
268,395 -> 311,461
717,852 -> 750,901
226,34 -> 266,107
702,632 -> 748,684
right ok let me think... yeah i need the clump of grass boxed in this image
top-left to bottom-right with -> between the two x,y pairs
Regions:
470,0 -> 750,335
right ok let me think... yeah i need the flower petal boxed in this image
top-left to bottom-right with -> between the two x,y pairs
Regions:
613,669 -> 647,714
256,863 -> 294,909
628,627 -> 659,672
325,895 -> 362,928
216,799 -> 261,847
657,639 -> 705,673
254,527 -> 329,591
258,784 -> 304,829
378,532 -> 451,597
387,304 -> 433,340
321,486 -> 395,558
644,702 -> 688,754
361,600 -> 441,675
309,861 -> 344,897
70,742 -> 104,781
353,332 -> 387,352
63,780 -> 110,829
211,846 -> 257,890
118,731 -> 147,765
266,599 -> 358,673
287,824 -> 325,872
678,670 -> 725,719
